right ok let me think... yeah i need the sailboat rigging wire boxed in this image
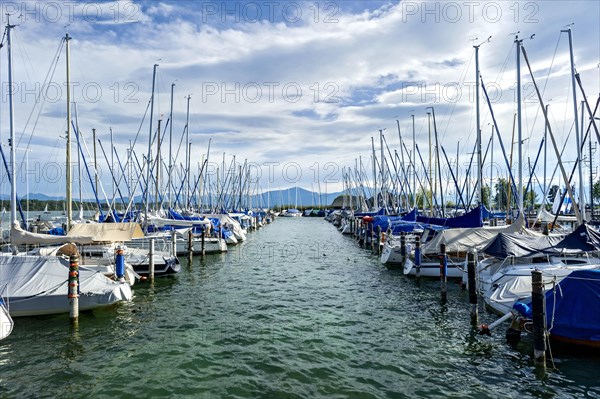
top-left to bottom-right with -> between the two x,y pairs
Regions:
16,37 -> 64,160
440,48 -> 474,141
529,33 -> 563,142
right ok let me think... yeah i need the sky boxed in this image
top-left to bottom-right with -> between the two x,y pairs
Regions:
0,0 -> 599,204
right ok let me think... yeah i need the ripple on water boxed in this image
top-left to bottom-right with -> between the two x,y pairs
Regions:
1,218 -> 600,398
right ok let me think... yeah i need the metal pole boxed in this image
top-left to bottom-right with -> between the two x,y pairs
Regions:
149,238 -> 155,282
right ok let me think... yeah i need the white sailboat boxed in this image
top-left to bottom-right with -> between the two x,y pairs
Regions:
0,25 -> 132,318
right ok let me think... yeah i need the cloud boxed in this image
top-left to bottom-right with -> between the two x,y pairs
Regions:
0,0 -> 598,199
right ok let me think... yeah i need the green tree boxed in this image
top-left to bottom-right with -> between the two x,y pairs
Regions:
482,184 -> 491,209
494,178 -> 510,210
593,181 -> 600,205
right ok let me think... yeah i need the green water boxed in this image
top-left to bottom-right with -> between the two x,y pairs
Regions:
1,218 -> 599,398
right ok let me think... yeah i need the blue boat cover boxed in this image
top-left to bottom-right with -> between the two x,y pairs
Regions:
481,205 -> 506,219
401,208 -> 417,222
354,208 -> 388,217
416,205 -> 483,228
544,269 -> 600,342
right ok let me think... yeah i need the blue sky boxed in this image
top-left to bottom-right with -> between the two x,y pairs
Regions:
0,1 -> 599,203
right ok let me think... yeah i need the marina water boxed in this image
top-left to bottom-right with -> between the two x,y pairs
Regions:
1,218 -> 599,398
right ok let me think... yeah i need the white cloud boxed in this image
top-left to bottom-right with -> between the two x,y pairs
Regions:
0,0 -> 598,201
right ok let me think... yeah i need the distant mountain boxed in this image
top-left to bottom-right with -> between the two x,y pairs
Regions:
251,187 -> 342,208
7,188 -> 344,208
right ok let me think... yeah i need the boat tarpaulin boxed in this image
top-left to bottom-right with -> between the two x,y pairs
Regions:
416,205 -> 483,228
67,223 -> 145,242
483,223 -> 600,258
421,217 -> 530,255
11,222 -> 94,246
545,269 -> 600,343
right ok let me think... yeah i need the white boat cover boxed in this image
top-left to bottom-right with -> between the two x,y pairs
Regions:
11,222 -> 94,246
421,217 -> 534,255
149,215 -> 212,228
485,269 -> 574,314
0,254 -> 132,317
203,214 -> 247,241
68,223 -> 145,242
535,208 -> 578,223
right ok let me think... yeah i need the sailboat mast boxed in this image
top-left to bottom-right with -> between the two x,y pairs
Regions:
412,114 -> 416,209
6,17 -> 17,227
427,112 -> 433,215
515,36 -> 524,217
371,137 -> 377,210
185,94 -> 191,209
145,63 -> 158,231
475,44 -> 482,206
379,129 -> 385,211
155,118 -> 162,211
563,28 -> 584,218
168,82 -> 175,207
65,32 -> 73,231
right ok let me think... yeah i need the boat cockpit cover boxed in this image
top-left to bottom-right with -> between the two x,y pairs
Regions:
483,223 -> 600,258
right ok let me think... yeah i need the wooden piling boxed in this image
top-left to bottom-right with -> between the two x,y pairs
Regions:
467,251 -> 478,325
149,238 -> 155,282
400,232 -> 406,265
188,229 -> 194,255
68,252 -> 79,324
531,270 -> 547,369
201,228 -> 206,256
439,243 -> 447,301
377,226 -> 382,254
171,230 -> 177,257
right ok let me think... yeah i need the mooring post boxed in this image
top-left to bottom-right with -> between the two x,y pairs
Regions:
467,251 -> 478,325
201,227 -> 206,256
377,226 -> 382,254
171,229 -> 177,257
115,245 -> 125,283
439,243 -> 447,301
531,269 -> 547,369
68,252 -> 79,324
188,229 -> 194,255
149,238 -> 155,282
370,223 -> 374,251
400,232 -> 406,265
414,234 -> 421,278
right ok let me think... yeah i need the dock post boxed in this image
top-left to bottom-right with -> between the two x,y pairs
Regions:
467,251 -> 478,325
377,226 -> 382,254
149,238 -> 155,282
187,229 -> 194,255
68,252 -> 79,324
201,228 -> 206,256
531,270 -> 547,369
400,232 -> 406,266
370,223 -> 374,251
414,234 -> 421,278
439,243 -> 447,302
171,230 -> 177,257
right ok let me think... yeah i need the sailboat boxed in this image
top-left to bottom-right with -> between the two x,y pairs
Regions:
0,25 -> 132,317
